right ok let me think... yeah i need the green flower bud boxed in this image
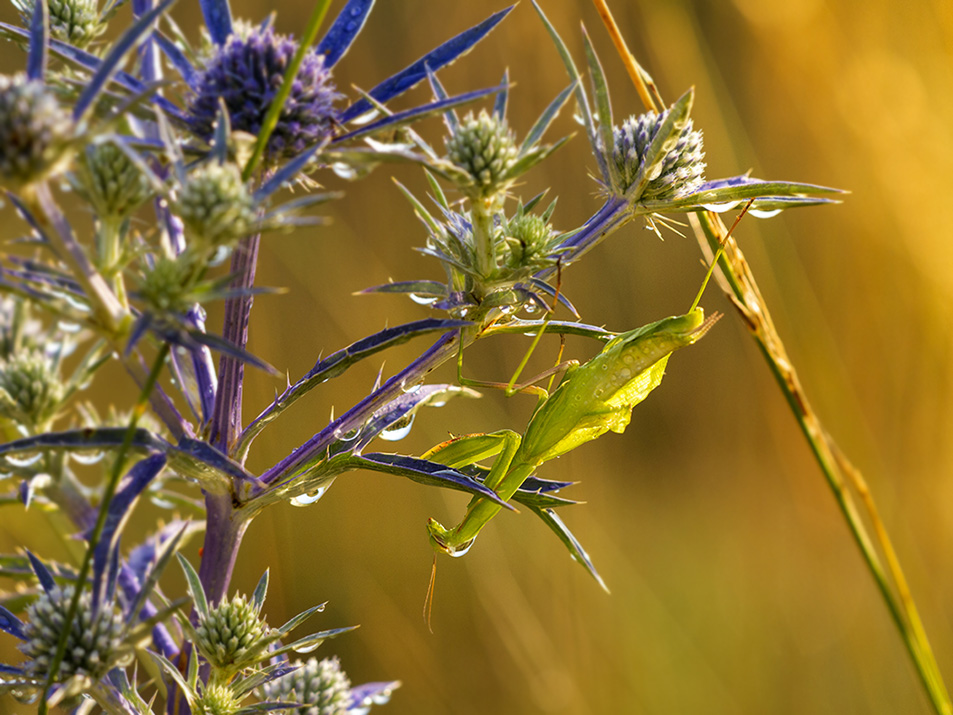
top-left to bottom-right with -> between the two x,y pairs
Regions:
502,212 -> 555,271
175,162 -> 257,248
72,142 -> 152,221
195,593 -> 268,674
260,656 -> 352,715
197,683 -> 242,715
13,0 -> 105,49
445,110 -> 519,197
0,74 -> 74,191
138,255 -> 195,315
20,585 -> 125,682
0,348 -> 64,429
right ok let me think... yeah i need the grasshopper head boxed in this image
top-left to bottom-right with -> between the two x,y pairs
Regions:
676,307 -> 722,344
654,307 -> 721,339
427,518 -> 476,558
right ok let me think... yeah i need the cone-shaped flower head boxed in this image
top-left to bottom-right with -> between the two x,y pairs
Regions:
19,584 -> 125,682
194,592 -> 268,673
501,210 -> 558,273
13,0 -> 105,48
0,74 -> 74,191
188,23 -> 339,162
445,110 -> 519,198
197,682 -> 242,715
0,348 -> 64,429
138,255 -> 195,315
174,162 -> 257,248
260,656 -> 352,715
71,142 -> 152,221
612,109 -> 705,201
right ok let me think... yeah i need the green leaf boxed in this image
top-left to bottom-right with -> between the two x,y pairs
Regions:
175,553 -> 208,619
276,602 -> 326,636
252,569 -> 269,612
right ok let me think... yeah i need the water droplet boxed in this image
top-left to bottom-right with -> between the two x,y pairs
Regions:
345,21 -> 357,31
57,321 -> 83,333
701,201 -> 741,213
331,162 -> 358,180
446,538 -> 476,557
350,4 -> 363,16
409,293 -> 438,306
290,484 -> 330,507
70,449 -> 104,465
749,207 -> 783,219
380,413 -> 415,442
524,304 -> 538,314
4,451 -> 43,468
333,427 -> 360,442
351,109 -> 381,126
400,379 -> 422,394
208,245 -> 232,266
64,292 -> 92,313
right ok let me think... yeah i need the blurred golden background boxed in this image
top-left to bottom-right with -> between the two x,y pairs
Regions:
3,0 -> 953,712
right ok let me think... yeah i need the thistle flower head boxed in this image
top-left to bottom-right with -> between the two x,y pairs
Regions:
71,142 -> 152,221
187,23 -> 339,162
0,74 -> 74,191
13,0 -> 105,49
0,348 -> 64,429
138,255 -> 195,315
19,584 -> 125,682
445,110 -> 519,198
260,656 -> 353,715
194,592 -> 269,674
611,109 -> 705,201
500,210 -> 559,273
197,682 -> 243,715
174,162 -> 257,248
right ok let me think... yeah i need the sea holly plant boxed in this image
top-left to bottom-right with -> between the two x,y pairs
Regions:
0,0 -> 880,712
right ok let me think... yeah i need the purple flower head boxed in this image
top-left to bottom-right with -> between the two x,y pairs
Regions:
188,22 -> 340,163
611,109 -> 705,201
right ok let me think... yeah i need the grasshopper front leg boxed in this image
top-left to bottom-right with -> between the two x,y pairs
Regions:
425,430 -> 525,557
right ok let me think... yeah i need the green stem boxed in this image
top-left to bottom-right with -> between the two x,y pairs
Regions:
95,216 -> 128,309
37,343 -> 170,714
691,210 -> 952,715
470,196 -> 498,292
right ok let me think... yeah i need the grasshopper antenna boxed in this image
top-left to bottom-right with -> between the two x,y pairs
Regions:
423,555 -> 437,634
689,199 -> 755,312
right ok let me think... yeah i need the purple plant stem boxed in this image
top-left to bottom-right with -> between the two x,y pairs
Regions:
196,489 -> 250,605
208,234 -> 260,454
199,232 -> 260,606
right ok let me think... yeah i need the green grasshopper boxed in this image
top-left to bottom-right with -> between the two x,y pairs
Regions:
425,307 -> 721,559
